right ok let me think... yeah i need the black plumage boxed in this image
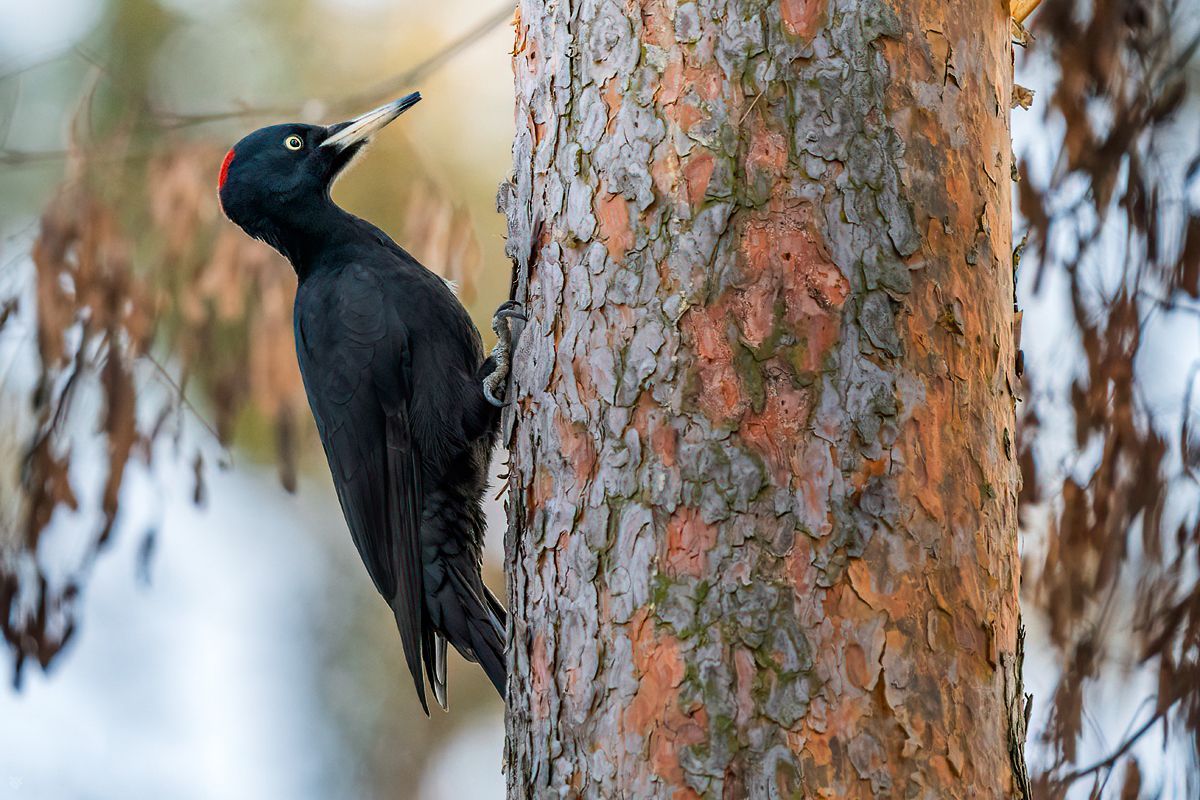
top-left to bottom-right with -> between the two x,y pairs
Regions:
217,93 -> 514,712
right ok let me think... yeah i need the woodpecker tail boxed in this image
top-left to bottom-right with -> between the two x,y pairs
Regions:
471,590 -> 507,699
430,563 -> 507,702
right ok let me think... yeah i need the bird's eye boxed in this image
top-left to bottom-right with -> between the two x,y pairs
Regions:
284,135 -> 304,151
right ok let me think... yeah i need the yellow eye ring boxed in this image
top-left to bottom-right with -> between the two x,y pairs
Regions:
284,135 -> 304,151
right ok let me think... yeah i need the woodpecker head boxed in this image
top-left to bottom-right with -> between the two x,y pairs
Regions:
218,92 -> 420,245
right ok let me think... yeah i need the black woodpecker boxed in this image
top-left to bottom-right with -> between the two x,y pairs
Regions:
217,92 -> 517,713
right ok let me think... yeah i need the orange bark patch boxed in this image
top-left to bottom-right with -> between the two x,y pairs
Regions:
820,584 -> 887,699
787,533 -> 818,597
625,615 -> 684,733
739,381 -> 812,481
683,149 -> 715,209
531,631 -> 551,721
780,0 -> 826,38
845,643 -> 872,689
625,611 -> 706,788
847,560 -> 881,610
650,146 -> 681,201
735,197 -> 847,383
737,274 -> 777,349
682,301 -> 747,422
747,121 -> 788,178
649,717 -> 706,789
602,77 -> 622,135
658,56 -> 684,106
805,734 -> 833,768
532,467 -> 556,511
797,312 -> 842,374
651,411 -> 677,467
799,258 -> 850,314
905,406 -> 947,523
556,416 -> 597,490
634,392 -> 677,467
673,102 -> 705,134
596,192 -> 633,259
848,454 -> 889,492
552,530 -> 570,573
664,506 -> 718,577
952,606 -> 986,656
662,59 -> 720,136
639,0 -> 673,47
822,694 -> 872,741
689,64 -> 722,101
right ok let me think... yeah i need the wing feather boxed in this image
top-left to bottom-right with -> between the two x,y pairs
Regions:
297,264 -> 436,712
383,406 -> 430,712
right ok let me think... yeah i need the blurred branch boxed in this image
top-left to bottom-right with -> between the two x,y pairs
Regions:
1136,289 -> 1200,319
160,4 -> 514,129
1056,713 -> 1158,785
0,46 -> 90,83
0,5 -> 515,168
143,352 -> 232,465
339,4 -> 515,113
0,149 -> 70,166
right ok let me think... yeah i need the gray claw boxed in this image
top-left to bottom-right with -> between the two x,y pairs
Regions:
482,379 -> 507,408
483,301 -> 522,407
482,348 -> 511,407
492,302 -> 525,335
494,307 -> 526,323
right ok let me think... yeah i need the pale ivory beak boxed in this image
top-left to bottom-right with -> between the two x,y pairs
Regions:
322,92 -> 422,150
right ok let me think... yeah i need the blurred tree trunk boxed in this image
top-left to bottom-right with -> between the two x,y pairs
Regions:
500,0 -> 1025,797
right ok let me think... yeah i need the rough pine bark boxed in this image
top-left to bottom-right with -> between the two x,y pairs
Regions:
499,0 -> 1024,797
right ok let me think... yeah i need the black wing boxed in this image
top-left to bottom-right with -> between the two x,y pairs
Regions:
296,264 -> 433,712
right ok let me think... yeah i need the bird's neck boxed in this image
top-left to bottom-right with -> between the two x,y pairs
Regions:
259,195 -> 364,280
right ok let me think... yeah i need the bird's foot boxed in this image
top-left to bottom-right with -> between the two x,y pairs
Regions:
482,301 -> 525,407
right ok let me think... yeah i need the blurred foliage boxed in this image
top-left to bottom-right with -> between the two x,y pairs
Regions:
1,6 -> 505,673
1017,0 -> 1200,796
0,0 -> 512,796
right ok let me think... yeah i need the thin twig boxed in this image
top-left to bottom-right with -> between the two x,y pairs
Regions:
143,351 -> 231,463
0,148 -> 72,166
738,89 -> 765,126
336,5 -> 514,114
160,4 -> 513,129
1058,713 -> 1160,785
1136,289 -> 1200,319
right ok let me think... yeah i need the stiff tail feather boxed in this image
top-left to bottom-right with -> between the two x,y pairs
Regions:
444,565 -> 507,699
472,586 -> 507,698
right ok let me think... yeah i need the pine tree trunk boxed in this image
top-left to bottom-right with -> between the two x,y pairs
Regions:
500,0 -> 1025,797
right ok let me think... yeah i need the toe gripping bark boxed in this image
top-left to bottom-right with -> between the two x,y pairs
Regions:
482,301 -> 525,407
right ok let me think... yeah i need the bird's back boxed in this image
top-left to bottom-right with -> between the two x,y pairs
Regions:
292,230 -> 503,709
295,228 -> 484,451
